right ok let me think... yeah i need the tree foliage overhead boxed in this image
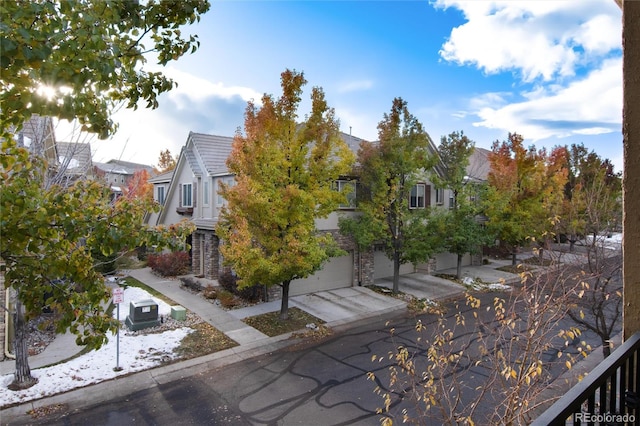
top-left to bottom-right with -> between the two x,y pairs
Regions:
0,0 -> 210,140
340,98 -> 438,293
216,69 -> 355,320
484,133 -> 568,264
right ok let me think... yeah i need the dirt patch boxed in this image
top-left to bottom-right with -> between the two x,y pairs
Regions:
243,308 -> 325,337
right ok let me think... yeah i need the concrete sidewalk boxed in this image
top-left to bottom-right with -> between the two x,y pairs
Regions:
1,264 -> 519,421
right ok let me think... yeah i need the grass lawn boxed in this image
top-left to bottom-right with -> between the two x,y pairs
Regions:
243,308 -> 325,337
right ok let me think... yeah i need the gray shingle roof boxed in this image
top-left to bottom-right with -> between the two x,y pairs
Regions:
189,132 -> 234,175
56,141 -> 93,175
466,147 -> 491,182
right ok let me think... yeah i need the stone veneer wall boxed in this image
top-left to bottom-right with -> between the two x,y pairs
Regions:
191,230 -> 220,280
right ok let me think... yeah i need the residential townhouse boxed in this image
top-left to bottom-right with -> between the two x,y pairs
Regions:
93,159 -> 156,195
146,131 -> 485,298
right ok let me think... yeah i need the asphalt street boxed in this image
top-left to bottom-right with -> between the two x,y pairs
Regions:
13,287 -> 610,426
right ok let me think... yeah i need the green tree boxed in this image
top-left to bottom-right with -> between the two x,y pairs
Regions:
1,140 -> 194,390
339,98 -> 438,293
0,0 -> 210,140
560,144 -> 622,357
484,134 -> 567,265
431,132 -> 491,279
216,70 -> 355,320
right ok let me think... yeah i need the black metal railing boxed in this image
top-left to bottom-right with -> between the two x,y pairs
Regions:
533,332 -> 640,425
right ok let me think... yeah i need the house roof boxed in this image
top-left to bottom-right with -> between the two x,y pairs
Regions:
94,159 -> 155,176
14,114 -> 58,165
188,132 -> 234,176
148,170 -> 174,184
56,142 -> 93,175
466,147 -> 491,182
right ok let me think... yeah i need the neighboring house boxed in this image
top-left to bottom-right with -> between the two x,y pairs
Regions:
55,141 -> 94,183
145,170 -> 174,225
94,159 -> 155,195
147,130 -> 482,298
14,114 -> 59,168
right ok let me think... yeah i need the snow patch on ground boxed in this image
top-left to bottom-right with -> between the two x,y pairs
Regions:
1,287 -> 191,408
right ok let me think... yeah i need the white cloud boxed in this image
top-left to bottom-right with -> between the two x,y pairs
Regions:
434,0 -> 621,82
337,79 -> 374,94
71,68 -> 263,165
471,58 -> 622,140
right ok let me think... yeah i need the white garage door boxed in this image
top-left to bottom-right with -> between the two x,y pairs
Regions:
374,250 -> 414,279
434,252 -> 471,271
289,253 -> 354,296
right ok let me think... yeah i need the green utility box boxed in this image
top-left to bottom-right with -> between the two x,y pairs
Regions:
171,305 -> 187,321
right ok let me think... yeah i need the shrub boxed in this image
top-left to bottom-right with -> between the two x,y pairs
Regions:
217,289 -> 239,308
202,285 -> 218,300
219,271 -> 261,302
218,271 -> 237,293
147,251 -> 190,277
180,276 -> 203,292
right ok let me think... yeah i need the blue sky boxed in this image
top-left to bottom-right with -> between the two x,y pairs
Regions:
74,0 -> 623,171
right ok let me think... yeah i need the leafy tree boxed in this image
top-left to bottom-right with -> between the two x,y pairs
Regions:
561,143 -> 621,250
0,0 -> 210,140
484,134 -> 567,265
124,169 -> 154,202
1,140 -> 195,390
157,149 -> 178,173
371,267 -> 588,425
339,98 -> 438,293
559,144 -> 623,357
431,132 -> 491,279
216,70 -> 355,320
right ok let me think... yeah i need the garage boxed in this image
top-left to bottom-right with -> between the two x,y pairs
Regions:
289,252 -> 354,296
374,250 -> 415,279
434,252 -> 471,271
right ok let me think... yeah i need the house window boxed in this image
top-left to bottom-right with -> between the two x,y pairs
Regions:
156,186 -> 166,205
182,183 -> 193,207
449,192 -> 455,209
435,188 -> 444,205
203,180 -> 209,206
336,180 -> 356,209
410,184 -> 425,209
216,177 -> 235,206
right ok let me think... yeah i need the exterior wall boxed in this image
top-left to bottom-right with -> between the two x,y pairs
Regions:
433,252 -> 472,271
191,230 -> 220,280
164,164 -> 195,226
623,1 -> 640,339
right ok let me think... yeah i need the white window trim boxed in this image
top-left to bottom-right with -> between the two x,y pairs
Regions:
182,183 -> 193,207
336,180 -> 356,209
156,186 -> 166,205
435,188 -> 444,205
410,183 -> 426,209
203,179 -> 210,206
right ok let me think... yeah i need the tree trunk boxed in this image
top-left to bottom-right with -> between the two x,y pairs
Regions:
392,251 -> 400,294
9,298 -> 38,391
279,280 -> 290,320
456,253 -> 463,280
511,249 -> 517,266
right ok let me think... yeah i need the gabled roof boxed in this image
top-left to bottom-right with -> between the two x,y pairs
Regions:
94,159 -> 155,176
56,142 -> 93,175
466,147 -> 491,182
148,170 -> 174,184
188,132 -> 234,176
